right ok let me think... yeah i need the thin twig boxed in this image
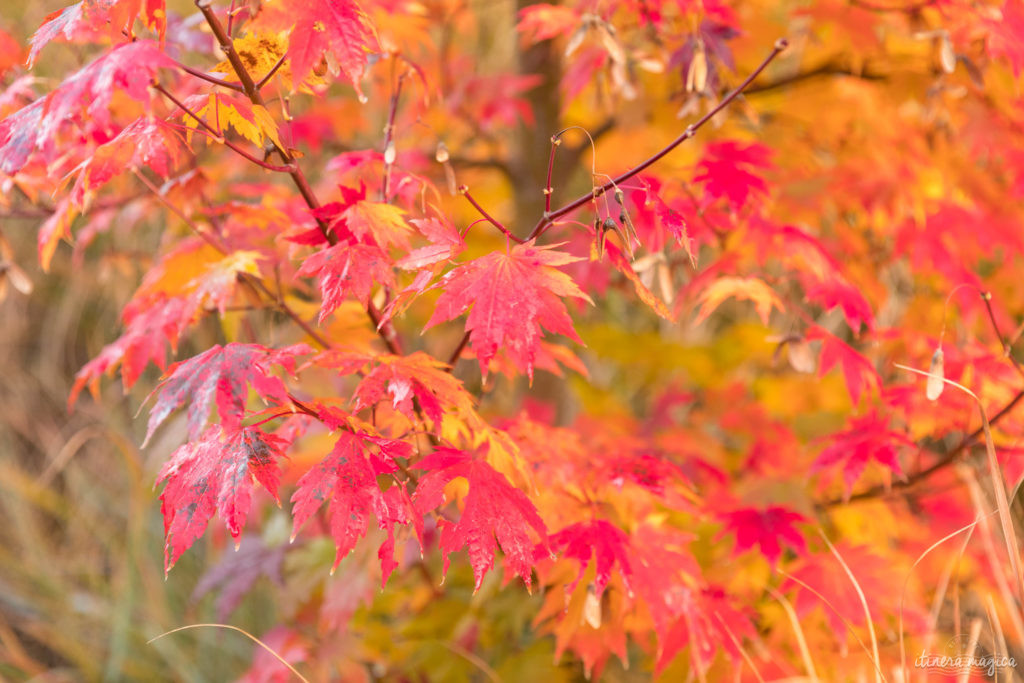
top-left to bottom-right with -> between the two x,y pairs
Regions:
152,81 -> 294,172
133,169 -> 332,350
195,0 -> 403,356
381,70 -> 406,201
822,388 -> 1024,506
527,38 -> 789,241
174,60 -> 245,91
543,135 -> 561,213
255,52 -> 287,90
459,185 -> 524,243
446,331 -> 471,369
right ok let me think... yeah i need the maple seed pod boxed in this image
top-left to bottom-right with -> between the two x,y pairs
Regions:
435,141 -> 450,163
926,347 -> 945,400
787,338 -> 816,374
686,40 -> 708,93
594,216 -> 605,259
940,34 -> 956,74
583,584 -> 602,629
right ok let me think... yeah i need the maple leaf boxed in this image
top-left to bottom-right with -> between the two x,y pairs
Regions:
287,0 -> 378,95
0,98 -> 44,175
813,411 -> 912,497
425,241 -> 592,380
694,275 -> 783,325
192,535 -> 286,620
413,447 -> 548,591
655,585 -> 757,674
70,294 -> 193,407
783,543 -> 894,642
157,424 -> 288,572
542,519 -> 634,598
290,430 -> 418,581
718,505 -> 807,567
694,140 -> 773,211
297,242 -> 394,321
70,117 -> 184,208
806,326 -> 880,404
352,352 -> 475,431
342,201 -> 412,250
181,93 -> 283,150
145,343 -> 307,444
28,0 -> 167,67
397,216 -> 465,270
605,242 -> 675,321
41,41 -> 173,142
517,4 -> 579,43
37,199 -> 77,272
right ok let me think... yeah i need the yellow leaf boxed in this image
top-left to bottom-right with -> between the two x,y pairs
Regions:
343,201 -> 412,249
694,276 -> 784,325
252,104 -> 283,151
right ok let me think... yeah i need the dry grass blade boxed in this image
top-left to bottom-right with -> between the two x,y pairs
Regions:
817,529 -> 884,683
766,586 -> 820,682
713,611 -> 766,683
148,624 -> 310,683
778,570 -> 887,681
895,364 -> 1024,606
898,512 -> 990,679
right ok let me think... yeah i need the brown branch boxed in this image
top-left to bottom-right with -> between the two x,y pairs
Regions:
195,0 -> 404,356
822,388 -> 1024,507
446,331 -> 471,369
743,60 -> 889,95
459,185 -> 524,243
153,82 -> 294,172
528,38 -> 789,241
981,291 -> 1024,381
381,69 -> 406,201
849,0 -> 936,12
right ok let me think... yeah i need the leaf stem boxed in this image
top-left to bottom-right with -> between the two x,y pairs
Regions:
446,331 -> 471,369
255,52 -> 287,90
174,60 -> 245,91
544,135 -> 561,213
527,38 -> 789,241
458,185 -> 525,243
381,68 -> 406,202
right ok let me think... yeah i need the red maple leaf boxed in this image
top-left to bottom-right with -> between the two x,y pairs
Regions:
425,241 -> 592,380
71,117 -> 184,207
813,411 -> 912,496
70,293 -> 193,406
718,505 -> 807,567
517,4 -> 579,43
693,140 -> 773,211
352,352 -> 475,431
806,325 -> 880,404
145,343 -> 308,444
157,424 -> 288,572
28,0 -> 166,67
542,519 -> 634,598
288,0 -> 378,95
290,430 -> 418,582
655,584 -> 757,674
783,543 -> 895,643
413,447 -> 548,591
296,242 -> 395,321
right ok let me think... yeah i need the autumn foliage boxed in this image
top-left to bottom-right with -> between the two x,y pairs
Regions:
4,0 -> 1024,679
